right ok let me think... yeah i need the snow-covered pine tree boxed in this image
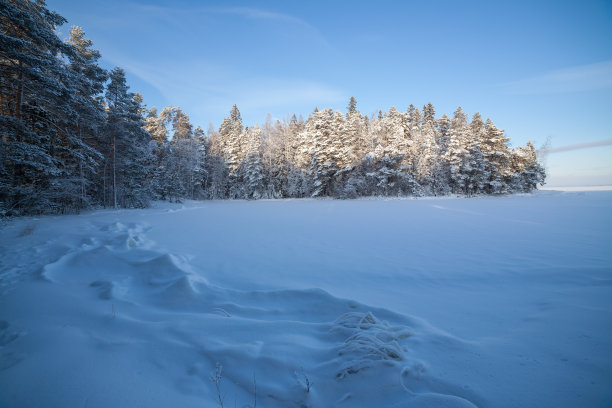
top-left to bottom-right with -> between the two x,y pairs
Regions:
153,106 -> 202,201
191,125 -> 208,199
171,107 -> 197,198
205,123 -> 229,199
64,26 -> 107,209
103,67 -> 154,208
0,0 -> 83,214
143,107 -> 167,197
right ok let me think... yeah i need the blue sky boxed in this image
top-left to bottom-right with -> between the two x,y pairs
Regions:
48,0 -> 612,186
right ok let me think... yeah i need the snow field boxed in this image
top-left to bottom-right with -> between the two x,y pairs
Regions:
1,191 -> 611,407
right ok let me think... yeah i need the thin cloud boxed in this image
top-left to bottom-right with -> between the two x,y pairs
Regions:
501,61 -> 612,94
213,7 -> 309,26
539,139 -> 612,154
108,54 -> 345,126
209,6 -> 331,49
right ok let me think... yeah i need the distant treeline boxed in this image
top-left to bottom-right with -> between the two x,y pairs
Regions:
0,1 -> 545,215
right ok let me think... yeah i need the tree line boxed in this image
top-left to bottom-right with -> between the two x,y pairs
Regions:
0,0 -> 545,216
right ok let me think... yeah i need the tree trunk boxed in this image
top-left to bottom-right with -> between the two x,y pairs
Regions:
78,118 -> 85,206
16,61 -> 23,121
113,132 -> 117,209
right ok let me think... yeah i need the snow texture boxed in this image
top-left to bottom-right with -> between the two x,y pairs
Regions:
1,190 -> 611,407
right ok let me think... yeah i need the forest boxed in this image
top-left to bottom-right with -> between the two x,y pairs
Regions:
0,0 -> 546,216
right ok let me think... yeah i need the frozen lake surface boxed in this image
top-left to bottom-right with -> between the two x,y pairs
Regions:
1,190 -> 611,407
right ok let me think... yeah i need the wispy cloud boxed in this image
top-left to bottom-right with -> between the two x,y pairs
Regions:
501,61 -> 612,94
108,54 -> 344,125
208,6 -> 331,49
212,7 -> 309,26
539,138 -> 612,154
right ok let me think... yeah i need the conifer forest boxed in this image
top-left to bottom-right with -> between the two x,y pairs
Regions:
0,0 -> 546,216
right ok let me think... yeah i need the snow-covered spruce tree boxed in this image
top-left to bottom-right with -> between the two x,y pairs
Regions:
444,107 -> 471,195
379,107 -> 409,161
411,104 -> 438,190
481,118 -> 511,194
368,107 -> 420,196
216,105 -> 247,197
464,128 -> 486,196
421,103 -> 448,195
435,113 -> 451,156
345,98 -> 367,164
461,112 -> 487,196
338,97 -> 368,198
102,67 -> 154,208
299,108 -> 339,197
342,154 -> 376,198
237,126 -> 266,199
225,104 -> 245,172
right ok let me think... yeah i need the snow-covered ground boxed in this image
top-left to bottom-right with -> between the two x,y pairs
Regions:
1,191 -> 611,408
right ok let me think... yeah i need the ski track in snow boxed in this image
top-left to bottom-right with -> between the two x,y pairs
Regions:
1,191 -> 611,407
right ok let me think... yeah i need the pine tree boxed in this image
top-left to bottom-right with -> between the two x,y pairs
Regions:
103,67 -> 153,208
191,125 -> 208,199
65,26 -> 107,208
0,0 -> 86,214
205,123 -> 229,199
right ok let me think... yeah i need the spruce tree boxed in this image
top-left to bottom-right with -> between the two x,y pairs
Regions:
347,96 -> 357,115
